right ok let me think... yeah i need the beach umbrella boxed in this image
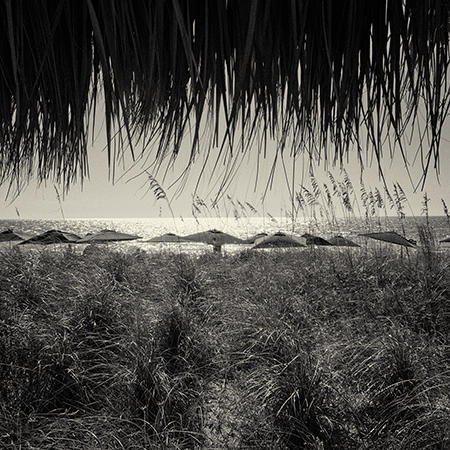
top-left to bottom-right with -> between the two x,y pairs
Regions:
0,229 -> 32,242
301,233 -> 333,246
145,233 -> 190,243
252,232 -> 306,249
359,231 -> 416,248
183,229 -> 244,245
19,229 -> 81,245
77,229 -> 141,243
243,232 -> 268,244
328,235 -> 360,247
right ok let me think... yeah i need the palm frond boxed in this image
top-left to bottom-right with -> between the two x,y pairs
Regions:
0,1 -> 448,189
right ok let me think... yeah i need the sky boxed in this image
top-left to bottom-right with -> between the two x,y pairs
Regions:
1,113 -> 450,219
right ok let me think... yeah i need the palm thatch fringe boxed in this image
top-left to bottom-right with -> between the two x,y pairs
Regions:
0,1 -> 449,189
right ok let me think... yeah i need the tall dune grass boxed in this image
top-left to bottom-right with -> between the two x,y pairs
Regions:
0,241 -> 448,448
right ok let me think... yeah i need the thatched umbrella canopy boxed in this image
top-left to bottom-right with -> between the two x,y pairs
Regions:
328,235 -> 360,247
359,231 -> 416,248
183,229 -> 244,245
145,232 -> 189,243
252,232 -> 306,249
243,232 -> 269,244
19,229 -> 81,245
0,229 -> 32,242
78,229 -> 141,243
0,1 -> 448,189
301,233 -> 333,246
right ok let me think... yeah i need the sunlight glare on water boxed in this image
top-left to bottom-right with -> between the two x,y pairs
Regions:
0,216 -> 449,253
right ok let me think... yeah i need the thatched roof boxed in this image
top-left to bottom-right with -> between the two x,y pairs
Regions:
252,232 -> 306,249
19,229 -> 81,245
0,229 -> 32,242
328,235 -> 360,247
145,232 -> 189,243
78,229 -> 141,243
183,229 -> 244,245
301,233 -> 333,246
359,231 -> 416,248
243,232 -> 269,244
0,1 -> 449,189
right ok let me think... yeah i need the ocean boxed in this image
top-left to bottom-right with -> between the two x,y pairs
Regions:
0,216 -> 449,253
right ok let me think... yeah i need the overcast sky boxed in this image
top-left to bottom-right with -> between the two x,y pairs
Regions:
1,116 -> 449,219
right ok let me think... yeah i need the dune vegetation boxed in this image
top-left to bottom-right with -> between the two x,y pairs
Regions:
0,229 -> 448,449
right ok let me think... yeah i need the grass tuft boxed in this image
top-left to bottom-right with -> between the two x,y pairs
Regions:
0,244 -> 448,448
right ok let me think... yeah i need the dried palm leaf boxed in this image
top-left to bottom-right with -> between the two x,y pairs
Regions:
0,1 -> 448,191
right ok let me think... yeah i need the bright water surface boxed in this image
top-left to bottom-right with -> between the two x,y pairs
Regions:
0,216 -> 449,253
